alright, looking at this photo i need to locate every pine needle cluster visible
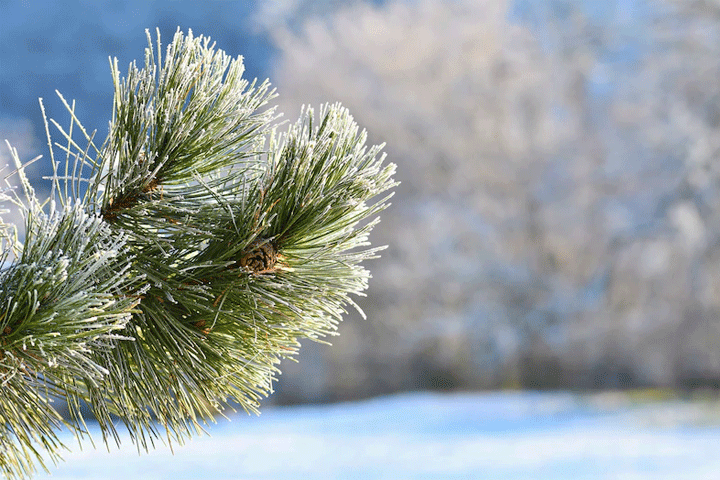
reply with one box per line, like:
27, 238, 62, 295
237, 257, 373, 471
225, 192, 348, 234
0, 29, 396, 479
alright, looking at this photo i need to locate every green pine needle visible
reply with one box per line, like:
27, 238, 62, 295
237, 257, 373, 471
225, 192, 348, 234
0, 28, 396, 479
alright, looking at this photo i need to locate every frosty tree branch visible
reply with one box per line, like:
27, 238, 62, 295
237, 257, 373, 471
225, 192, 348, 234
0, 28, 396, 479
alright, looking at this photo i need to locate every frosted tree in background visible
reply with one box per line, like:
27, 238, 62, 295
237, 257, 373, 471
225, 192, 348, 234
269, 0, 720, 394
610, 0, 720, 386
271, 0, 577, 394
0, 29, 396, 479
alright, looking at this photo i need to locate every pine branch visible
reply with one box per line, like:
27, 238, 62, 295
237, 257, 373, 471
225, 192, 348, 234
0, 199, 142, 479
0, 28, 396, 479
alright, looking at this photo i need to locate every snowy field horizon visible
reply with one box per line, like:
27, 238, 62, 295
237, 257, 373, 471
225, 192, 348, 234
36, 390, 720, 480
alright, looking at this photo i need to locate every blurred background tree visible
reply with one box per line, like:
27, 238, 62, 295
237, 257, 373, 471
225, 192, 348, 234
268, 0, 720, 402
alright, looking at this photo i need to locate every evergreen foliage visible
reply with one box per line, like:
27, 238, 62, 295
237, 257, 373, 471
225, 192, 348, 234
0, 29, 396, 479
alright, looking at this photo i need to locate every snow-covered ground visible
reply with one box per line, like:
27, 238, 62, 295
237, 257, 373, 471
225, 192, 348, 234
37, 391, 720, 480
